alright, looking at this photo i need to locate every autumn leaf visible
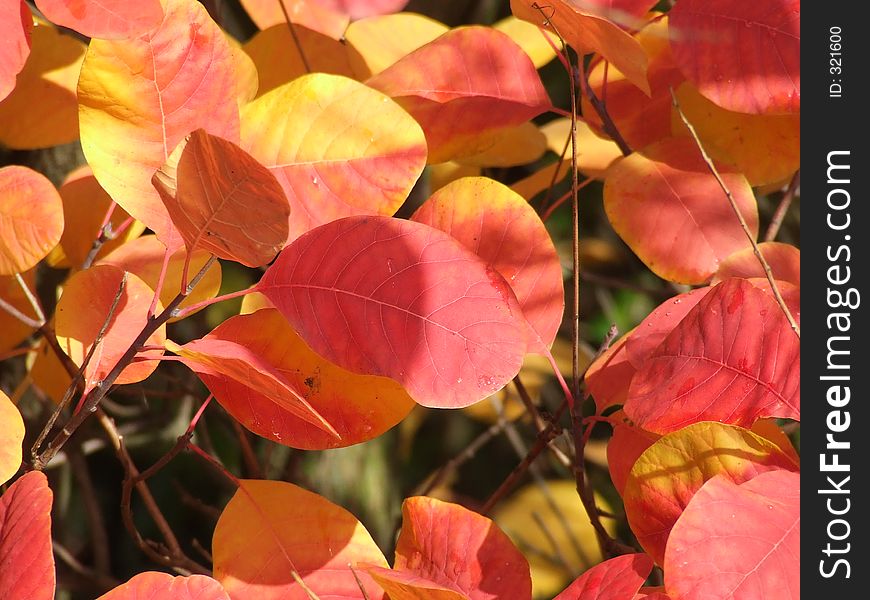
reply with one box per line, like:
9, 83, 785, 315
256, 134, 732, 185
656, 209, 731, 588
713, 242, 800, 288
0, 0, 31, 102
239, 0, 349, 39
554, 553, 653, 600
97, 572, 229, 600
34, 0, 163, 40
0, 390, 24, 485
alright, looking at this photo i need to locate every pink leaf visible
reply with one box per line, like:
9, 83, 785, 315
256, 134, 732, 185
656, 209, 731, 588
665, 470, 799, 600
97, 572, 229, 600
34, 0, 163, 39
0, 0, 31, 102
624, 278, 800, 433
0, 472, 54, 600
554, 554, 653, 600
258, 216, 530, 409
669, 0, 800, 114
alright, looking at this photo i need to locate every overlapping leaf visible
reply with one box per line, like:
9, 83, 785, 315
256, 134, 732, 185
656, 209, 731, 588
604, 138, 758, 284
554, 554, 653, 600
393, 496, 532, 599
97, 235, 222, 320
55, 265, 166, 392
584, 333, 635, 413
0, 391, 23, 485
454, 122, 547, 168
492, 16, 557, 68
624, 278, 800, 432
672, 83, 800, 185
78, 0, 242, 248
365, 568, 467, 600
665, 471, 799, 600
511, 0, 650, 95
320, 0, 409, 20
0, 472, 54, 600
345, 12, 447, 78
623, 422, 798, 563
0, 270, 39, 352
366, 26, 551, 163
412, 177, 563, 350
153, 129, 290, 267
606, 415, 659, 495
0, 166, 63, 275
0, 0, 31, 102
241, 74, 426, 242
34, 0, 163, 39
0, 20, 84, 149
239, 0, 349, 39
213, 480, 387, 600
259, 216, 530, 408
181, 309, 414, 449
714, 242, 800, 287
98, 573, 229, 600
669, 0, 800, 114
539, 118, 622, 180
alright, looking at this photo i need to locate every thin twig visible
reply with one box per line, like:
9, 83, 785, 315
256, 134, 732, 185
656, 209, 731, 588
0, 295, 42, 328
531, 511, 578, 578
52, 541, 120, 593
135, 395, 213, 484
231, 419, 264, 479
277, 0, 312, 73
764, 171, 800, 242
349, 566, 373, 600
69, 446, 111, 574
577, 61, 632, 156
670, 89, 800, 338
14, 272, 45, 324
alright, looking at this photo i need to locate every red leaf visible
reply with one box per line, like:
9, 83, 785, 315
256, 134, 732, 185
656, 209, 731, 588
554, 553, 653, 600
622, 422, 798, 564
0, 0, 31, 102
624, 278, 800, 433
258, 216, 530, 409
34, 0, 163, 39
394, 497, 532, 599
606, 415, 659, 495
366, 27, 551, 163
669, 0, 800, 114
412, 177, 564, 350
585, 333, 635, 413
153, 129, 290, 268
0, 472, 54, 600
186, 309, 414, 450
604, 138, 758, 284
97, 572, 229, 600
665, 471, 799, 600
633, 587, 670, 600
714, 242, 800, 288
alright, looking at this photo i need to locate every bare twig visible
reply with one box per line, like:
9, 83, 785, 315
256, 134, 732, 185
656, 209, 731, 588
53, 541, 120, 593
670, 89, 800, 338
277, 0, 312, 73
14, 272, 45, 324
0, 295, 42, 329
764, 171, 800, 242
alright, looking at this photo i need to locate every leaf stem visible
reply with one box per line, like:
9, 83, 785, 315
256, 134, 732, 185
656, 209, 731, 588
171, 282, 257, 319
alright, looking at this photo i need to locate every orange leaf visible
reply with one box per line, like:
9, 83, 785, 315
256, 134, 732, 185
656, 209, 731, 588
0, 165, 63, 275
345, 12, 448, 78
511, 0, 650, 95
153, 130, 290, 268
394, 497, 532, 599
604, 137, 758, 284
0, 20, 84, 149
55, 265, 165, 392
47, 166, 142, 269
0, 390, 24, 485
34, 0, 163, 40
365, 566, 468, 600
713, 242, 800, 288
584, 332, 635, 413
239, 0, 349, 39
455, 122, 547, 168
97, 573, 229, 600
78, 0, 242, 249
241, 73, 427, 242
412, 177, 563, 349
493, 15, 558, 69
540, 118, 623, 179
169, 332, 343, 438
213, 480, 388, 600
97, 235, 222, 320
0, 270, 39, 352
623, 422, 799, 563
0, 0, 31, 102
672, 82, 800, 186
243, 24, 354, 97
366, 26, 551, 164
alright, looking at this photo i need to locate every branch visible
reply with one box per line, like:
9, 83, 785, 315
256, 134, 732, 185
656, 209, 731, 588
764, 170, 800, 242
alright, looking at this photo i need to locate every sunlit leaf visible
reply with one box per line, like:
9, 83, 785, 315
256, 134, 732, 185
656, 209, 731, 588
454, 122, 547, 168
623, 422, 798, 563
78, 0, 242, 248
0, 20, 84, 149
366, 26, 551, 163
34, 0, 163, 39
672, 83, 800, 185
319, 0, 409, 20
346, 13, 447, 79
606, 414, 659, 495
153, 129, 290, 267
213, 479, 387, 600
97, 234, 221, 320
97, 572, 229, 600
0, 270, 38, 352
412, 177, 563, 349
669, 0, 800, 114
428, 162, 481, 193
239, 0, 349, 39
241, 73, 427, 242
0, 472, 54, 600
394, 496, 532, 599
0, 0, 31, 102
604, 137, 758, 284
714, 242, 800, 288
624, 278, 800, 433
554, 553, 653, 600
0, 391, 23, 486
0, 165, 63, 275
584, 333, 635, 413
55, 265, 165, 392
539, 118, 623, 179
258, 216, 530, 409
511, 0, 650, 95
665, 471, 799, 600
493, 16, 557, 68
365, 567, 467, 600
